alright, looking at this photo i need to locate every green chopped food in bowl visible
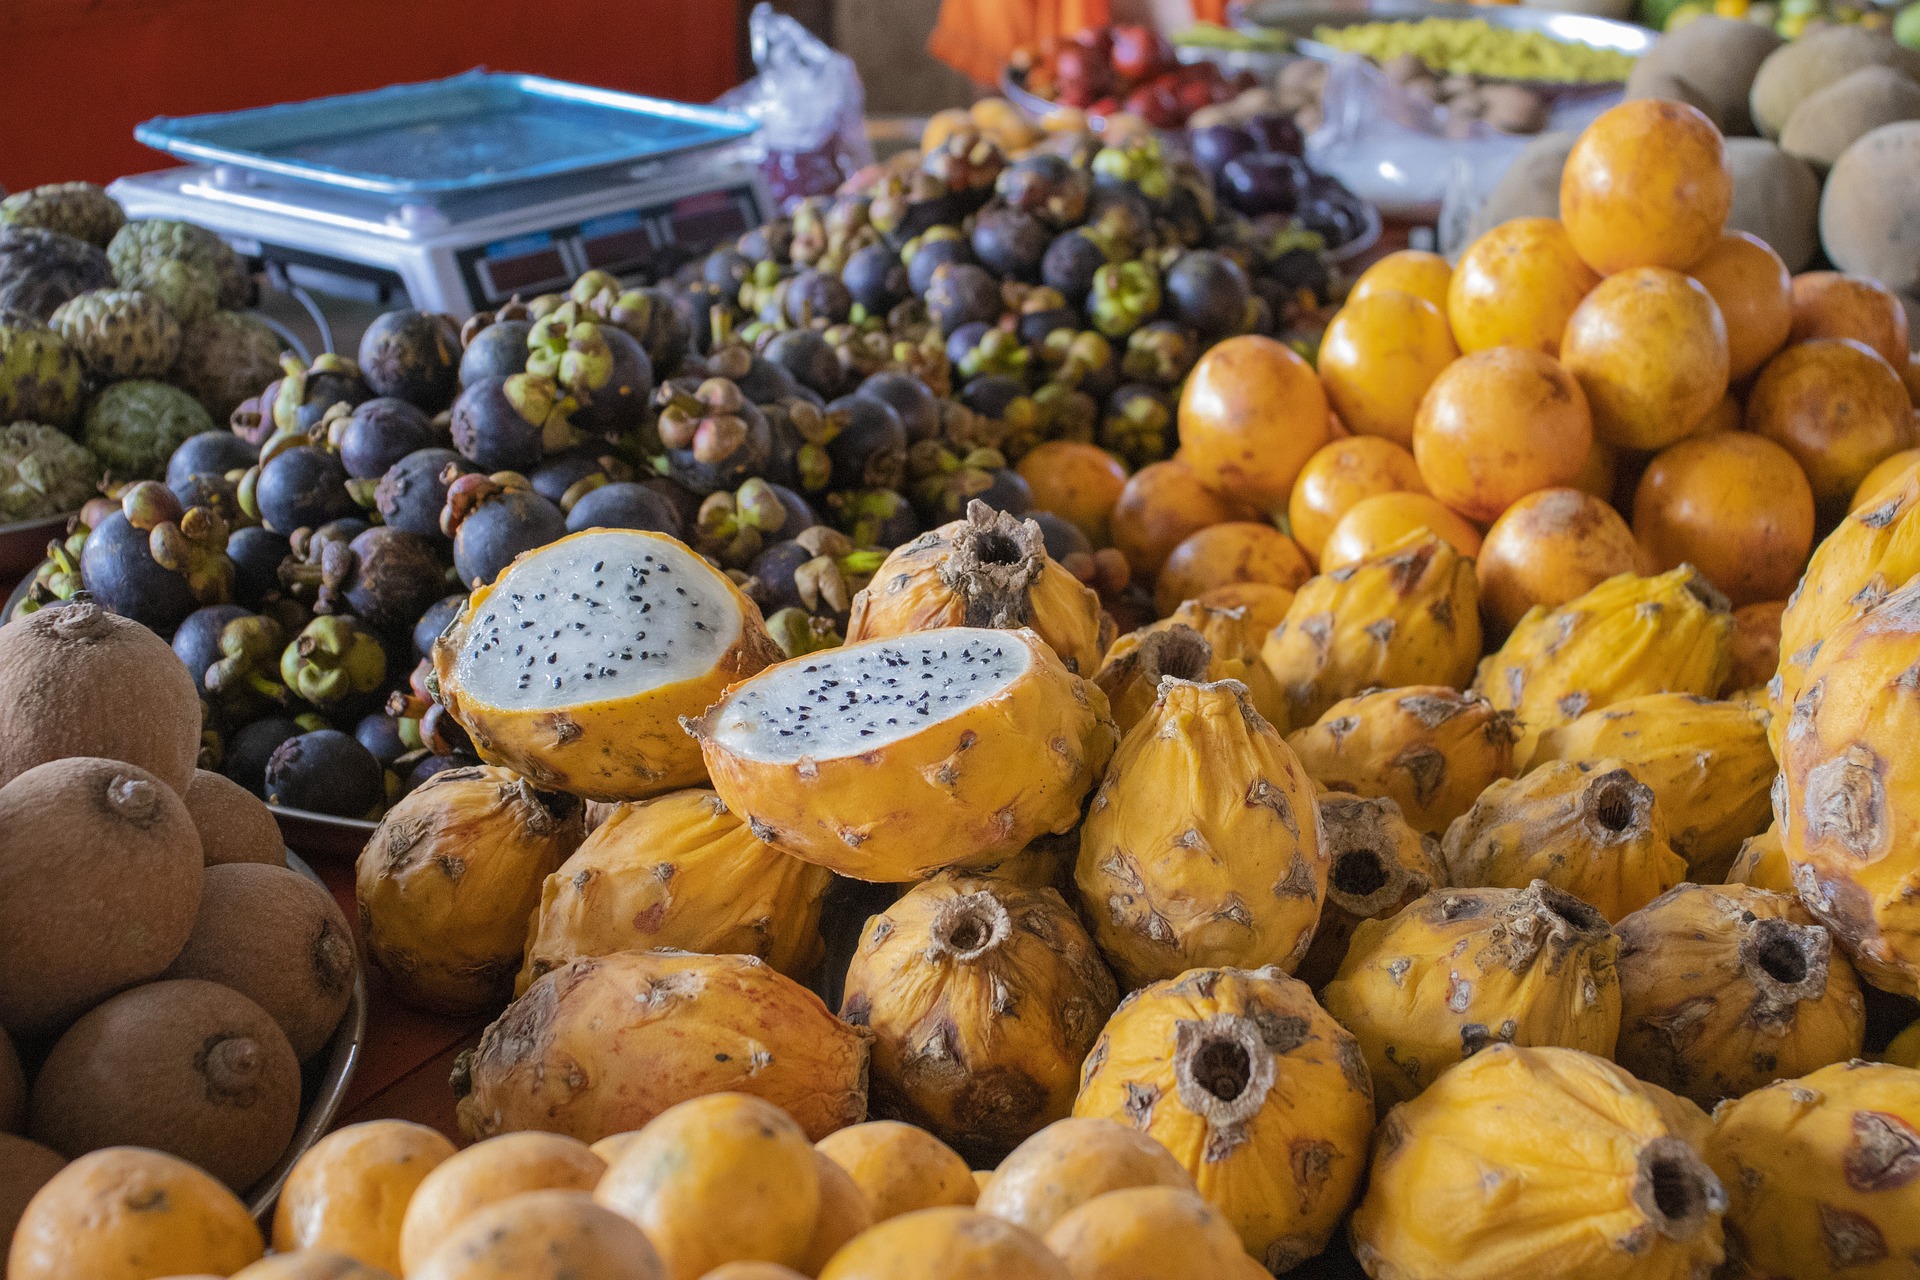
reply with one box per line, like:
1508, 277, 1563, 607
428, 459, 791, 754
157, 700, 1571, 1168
1312, 18, 1638, 83
1175, 21, 1292, 51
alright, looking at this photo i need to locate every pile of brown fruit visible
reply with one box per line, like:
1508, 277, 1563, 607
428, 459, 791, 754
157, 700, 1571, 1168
0, 601, 355, 1221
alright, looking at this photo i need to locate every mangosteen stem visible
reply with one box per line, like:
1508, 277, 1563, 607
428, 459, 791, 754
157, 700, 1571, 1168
928, 892, 1012, 962
1741, 915, 1832, 1021
1631, 1136, 1727, 1241
1172, 1013, 1276, 1130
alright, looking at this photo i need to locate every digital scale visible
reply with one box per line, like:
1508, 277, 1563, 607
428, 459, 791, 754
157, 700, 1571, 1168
107, 70, 774, 318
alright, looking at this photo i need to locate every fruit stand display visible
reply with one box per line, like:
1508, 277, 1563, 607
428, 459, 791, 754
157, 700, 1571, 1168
6, 11, 1920, 1279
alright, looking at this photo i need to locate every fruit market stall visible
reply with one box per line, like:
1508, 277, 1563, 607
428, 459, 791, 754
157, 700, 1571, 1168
7, 2, 1920, 1278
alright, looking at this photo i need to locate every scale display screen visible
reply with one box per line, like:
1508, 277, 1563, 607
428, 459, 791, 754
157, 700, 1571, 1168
456, 185, 757, 306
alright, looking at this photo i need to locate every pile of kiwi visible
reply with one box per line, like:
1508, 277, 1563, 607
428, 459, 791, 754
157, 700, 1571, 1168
0, 601, 357, 1246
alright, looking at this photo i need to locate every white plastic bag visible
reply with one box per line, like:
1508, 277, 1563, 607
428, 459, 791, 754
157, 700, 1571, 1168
715, 3, 876, 211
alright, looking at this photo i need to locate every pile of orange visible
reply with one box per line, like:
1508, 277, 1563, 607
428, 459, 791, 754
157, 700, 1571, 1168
1024, 96, 1918, 642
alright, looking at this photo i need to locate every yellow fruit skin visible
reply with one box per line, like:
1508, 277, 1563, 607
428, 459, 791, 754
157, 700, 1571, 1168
1779, 578, 1920, 996
1095, 624, 1221, 737
8, 1148, 265, 1280
1705, 1060, 1920, 1280
272, 1121, 458, 1272
817, 1207, 1068, 1280
411, 1191, 663, 1280
692, 628, 1117, 883
596, 1094, 818, 1280
1726, 823, 1794, 895
1350, 1045, 1727, 1280
1295, 793, 1446, 991
815, 1122, 978, 1224
1100, 601, 1288, 733
1475, 565, 1734, 765
1073, 967, 1374, 1272
1285, 685, 1518, 837
1442, 759, 1687, 923
434, 529, 781, 801
455, 951, 871, 1144
356, 767, 584, 1016
839, 876, 1118, 1160
1041, 1185, 1253, 1280
397, 1132, 605, 1276
1773, 465, 1920, 758
230, 1249, 397, 1280
1614, 884, 1865, 1109
516, 789, 833, 995
1075, 679, 1326, 987
975, 1117, 1195, 1238
797, 1151, 876, 1275
1260, 530, 1483, 735
846, 504, 1111, 677
1529, 693, 1775, 882
1321, 883, 1621, 1112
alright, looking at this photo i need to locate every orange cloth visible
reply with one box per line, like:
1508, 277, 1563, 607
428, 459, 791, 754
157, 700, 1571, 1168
929, 0, 1113, 86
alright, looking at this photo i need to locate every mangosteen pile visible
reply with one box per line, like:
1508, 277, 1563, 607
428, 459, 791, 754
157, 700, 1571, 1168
7, 117, 1365, 823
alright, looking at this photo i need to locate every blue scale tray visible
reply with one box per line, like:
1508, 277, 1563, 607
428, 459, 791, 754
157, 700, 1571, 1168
133, 69, 758, 199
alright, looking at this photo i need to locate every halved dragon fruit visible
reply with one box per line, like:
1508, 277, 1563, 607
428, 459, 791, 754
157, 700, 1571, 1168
685, 626, 1116, 882
433, 529, 781, 800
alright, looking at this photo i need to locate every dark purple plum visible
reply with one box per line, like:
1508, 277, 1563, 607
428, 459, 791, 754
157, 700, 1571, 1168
762, 329, 843, 398
906, 233, 973, 296
265, 729, 384, 817
1165, 251, 1252, 343
734, 355, 805, 407
334, 527, 449, 631
376, 448, 472, 539
358, 309, 462, 413
407, 753, 476, 792
823, 395, 906, 490
564, 482, 683, 536
970, 205, 1049, 282
529, 451, 617, 505
1244, 112, 1305, 158
1220, 153, 1307, 218
355, 713, 410, 768
172, 604, 253, 697
976, 467, 1034, 517
1042, 229, 1110, 302
782, 270, 853, 327
225, 716, 302, 798
254, 446, 356, 536
924, 263, 1002, 337
959, 375, 1028, 420
1187, 123, 1257, 178
338, 397, 435, 480
459, 319, 532, 387
414, 593, 467, 660
450, 375, 547, 473
842, 242, 909, 315
1030, 510, 1092, 561
640, 477, 702, 533
451, 489, 567, 588
857, 371, 941, 444
227, 526, 291, 606
945, 321, 995, 368
166, 431, 256, 488
565, 325, 654, 437
169, 473, 243, 528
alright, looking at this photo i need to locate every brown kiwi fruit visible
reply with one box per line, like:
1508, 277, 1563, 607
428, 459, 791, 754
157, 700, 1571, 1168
0, 757, 204, 1039
184, 769, 286, 867
27, 979, 301, 1191
163, 863, 355, 1060
0, 601, 200, 795
0, 1133, 67, 1255
0, 1026, 23, 1133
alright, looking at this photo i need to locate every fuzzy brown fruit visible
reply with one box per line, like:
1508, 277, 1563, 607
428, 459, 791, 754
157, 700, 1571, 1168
182, 769, 286, 867
0, 757, 203, 1039
840, 875, 1117, 1162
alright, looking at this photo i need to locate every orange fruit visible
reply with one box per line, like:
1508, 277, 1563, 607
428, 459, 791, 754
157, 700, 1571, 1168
1447, 217, 1600, 357
1350, 249, 1452, 312
1632, 432, 1815, 607
1723, 600, 1785, 697
1316, 290, 1460, 446
1572, 439, 1619, 501
1412, 347, 1593, 524
1788, 271, 1912, 369
1687, 231, 1792, 382
1153, 522, 1312, 616
1108, 459, 1252, 580
1560, 267, 1730, 451
1747, 337, 1913, 506
1694, 394, 1742, 438
1320, 492, 1483, 572
1286, 436, 1428, 567
1177, 334, 1330, 510
1560, 99, 1732, 274
1850, 447, 1920, 512
1476, 488, 1646, 636
1191, 582, 1296, 637
1016, 442, 1129, 546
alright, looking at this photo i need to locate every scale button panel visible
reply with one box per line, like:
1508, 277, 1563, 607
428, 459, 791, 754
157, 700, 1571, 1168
455, 184, 760, 308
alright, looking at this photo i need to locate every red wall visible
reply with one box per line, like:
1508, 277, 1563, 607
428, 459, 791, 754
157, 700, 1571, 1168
0, 0, 743, 192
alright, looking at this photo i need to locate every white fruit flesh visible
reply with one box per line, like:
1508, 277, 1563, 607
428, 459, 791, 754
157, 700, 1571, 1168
704, 628, 1031, 763
454, 530, 740, 709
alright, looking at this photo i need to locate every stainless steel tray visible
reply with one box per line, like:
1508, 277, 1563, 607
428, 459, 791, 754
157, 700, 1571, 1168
243, 850, 367, 1219
134, 70, 759, 198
